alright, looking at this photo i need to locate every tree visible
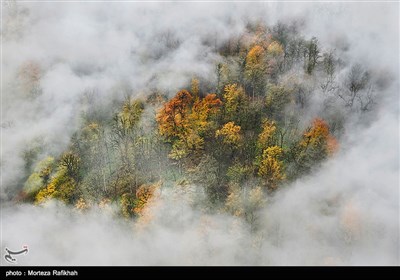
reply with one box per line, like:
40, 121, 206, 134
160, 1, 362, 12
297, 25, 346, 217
35, 167, 78, 205
119, 99, 144, 131
300, 118, 336, 155
257, 119, 277, 150
320, 52, 339, 94
59, 152, 81, 182
215, 63, 227, 95
227, 162, 252, 185
304, 37, 319, 75
225, 184, 265, 231
258, 146, 285, 190
191, 78, 200, 100
190, 155, 222, 203
337, 64, 373, 111
266, 41, 284, 78
272, 22, 290, 48
75, 197, 90, 211
291, 118, 338, 177
157, 90, 193, 140
265, 85, 292, 121
24, 156, 55, 195
133, 183, 160, 217
245, 45, 266, 98
215, 121, 242, 149
223, 84, 247, 122
120, 193, 136, 218
189, 93, 222, 137
111, 98, 144, 173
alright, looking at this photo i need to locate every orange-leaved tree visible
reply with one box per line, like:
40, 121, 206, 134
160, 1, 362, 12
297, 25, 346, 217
293, 118, 339, 176
157, 89, 193, 141
300, 118, 338, 155
157, 88, 222, 162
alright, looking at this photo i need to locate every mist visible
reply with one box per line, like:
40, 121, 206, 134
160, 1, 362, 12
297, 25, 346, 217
1, 1, 399, 266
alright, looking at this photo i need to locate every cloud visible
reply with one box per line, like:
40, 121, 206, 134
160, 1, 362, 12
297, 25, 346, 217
1, 1, 398, 265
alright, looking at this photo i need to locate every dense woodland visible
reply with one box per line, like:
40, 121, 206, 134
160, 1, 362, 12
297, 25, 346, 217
17, 23, 378, 229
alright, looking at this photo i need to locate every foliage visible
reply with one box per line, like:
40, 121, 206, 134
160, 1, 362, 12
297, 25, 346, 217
257, 119, 277, 150
265, 85, 292, 120
215, 121, 242, 148
157, 89, 193, 140
258, 146, 285, 189
20, 22, 364, 230
245, 45, 266, 97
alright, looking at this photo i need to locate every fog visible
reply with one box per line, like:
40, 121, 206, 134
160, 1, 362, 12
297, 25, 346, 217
1, 1, 399, 265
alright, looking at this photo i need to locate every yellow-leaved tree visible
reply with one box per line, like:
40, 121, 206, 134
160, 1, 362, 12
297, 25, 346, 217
257, 118, 277, 150
215, 121, 242, 149
245, 45, 266, 97
258, 146, 285, 190
223, 84, 247, 122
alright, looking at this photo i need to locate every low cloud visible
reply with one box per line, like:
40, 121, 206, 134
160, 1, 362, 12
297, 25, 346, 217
1, 1, 398, 265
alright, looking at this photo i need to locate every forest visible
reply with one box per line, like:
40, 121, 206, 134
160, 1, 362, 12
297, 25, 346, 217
18, 22, 377, 228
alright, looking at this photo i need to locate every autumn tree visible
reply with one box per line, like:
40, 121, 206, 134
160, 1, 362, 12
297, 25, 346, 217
158, 88, 222, 164
215, 121, 242, 149
75, 197, 90, 211
222, 84, 248, 123
245, 45, 266, 98
300, 118, 338, 155
189, 93, 222, 137
35, 159, 80, 205
157, 90, 193, 140
23, 156, 55, 201
171, 92, 222, 161
290, 118, 338, 178
120, 193, 136, 218
258, 146, 285, 190
257, 118, 277, 150
120, 183, 159, 219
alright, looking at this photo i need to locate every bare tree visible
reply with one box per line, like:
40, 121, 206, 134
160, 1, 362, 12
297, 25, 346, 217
337, 64, 374, 112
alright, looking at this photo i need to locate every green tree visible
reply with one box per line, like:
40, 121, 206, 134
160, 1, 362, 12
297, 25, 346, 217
265, 85, 292, 121
304, 37, 319, 75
